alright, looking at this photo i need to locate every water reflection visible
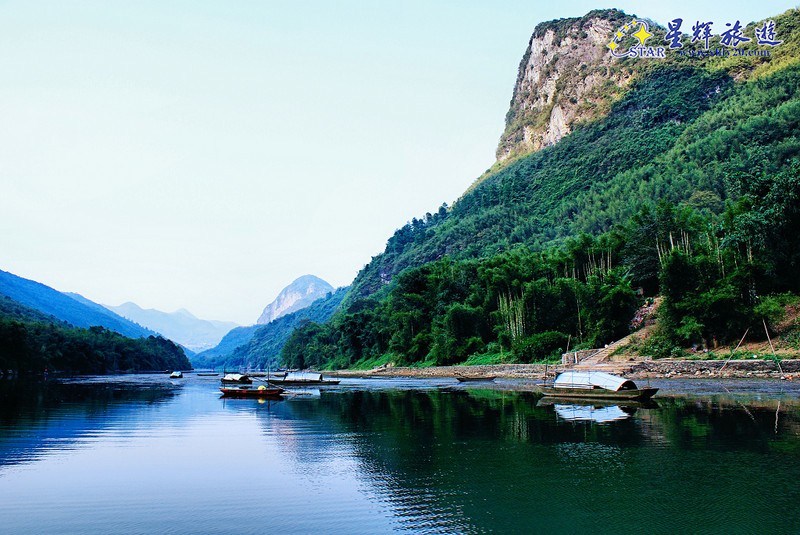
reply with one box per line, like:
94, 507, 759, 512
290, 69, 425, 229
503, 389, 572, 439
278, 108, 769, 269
553, 403, 634, 423
0, 376, 799, 534
0, 377, 179, 469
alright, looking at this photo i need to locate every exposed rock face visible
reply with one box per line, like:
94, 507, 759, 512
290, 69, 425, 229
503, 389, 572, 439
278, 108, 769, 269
497, 9, 637, 162
256, 275, 334, 325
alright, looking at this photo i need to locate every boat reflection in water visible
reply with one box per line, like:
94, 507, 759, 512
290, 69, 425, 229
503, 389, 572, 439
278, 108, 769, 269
537, 397, 658, 423
553, 403, 634, 423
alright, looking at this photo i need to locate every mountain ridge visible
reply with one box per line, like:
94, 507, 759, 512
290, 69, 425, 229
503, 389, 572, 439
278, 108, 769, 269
105, 301, 238, 352
0, 269, 157, 339
256, 275, 334, 325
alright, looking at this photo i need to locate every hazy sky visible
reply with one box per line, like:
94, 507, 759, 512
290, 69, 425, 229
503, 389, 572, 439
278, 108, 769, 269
1, 1, 795, 324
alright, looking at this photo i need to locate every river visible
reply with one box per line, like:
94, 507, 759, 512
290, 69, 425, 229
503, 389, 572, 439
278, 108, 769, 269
1, 374, 799, 534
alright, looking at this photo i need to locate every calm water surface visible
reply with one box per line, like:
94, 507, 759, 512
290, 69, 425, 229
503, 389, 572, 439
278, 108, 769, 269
1, 374, 799, 534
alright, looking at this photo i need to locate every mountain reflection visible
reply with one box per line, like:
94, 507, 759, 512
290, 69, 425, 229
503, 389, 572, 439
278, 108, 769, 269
0, 377, 179, 469
241, 387, 800, 533
1, 377, 799, 534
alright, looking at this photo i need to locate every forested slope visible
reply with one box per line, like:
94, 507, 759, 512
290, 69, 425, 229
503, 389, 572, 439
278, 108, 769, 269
282, 9, 800, 369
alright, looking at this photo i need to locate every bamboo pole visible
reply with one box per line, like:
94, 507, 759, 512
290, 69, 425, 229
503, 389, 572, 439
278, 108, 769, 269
720, 328, 749, 371
763, 318, 783, 376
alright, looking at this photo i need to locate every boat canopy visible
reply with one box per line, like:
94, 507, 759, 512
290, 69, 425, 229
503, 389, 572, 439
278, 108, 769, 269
284, 372, 324, 382
223, 373, 248, 381
553, 371, 637, 391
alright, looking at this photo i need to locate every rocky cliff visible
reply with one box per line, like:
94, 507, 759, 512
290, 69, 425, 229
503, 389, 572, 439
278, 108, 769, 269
497, 9, 637, 162
257, 275, 334, 325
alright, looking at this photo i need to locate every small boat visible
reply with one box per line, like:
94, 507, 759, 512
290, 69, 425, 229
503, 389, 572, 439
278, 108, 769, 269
219, 385, 285, 398
221, 373, 252, 385
169, 371, 183, 379
456, 376, 496, 383
268, 372, 340, 386
540, 371, 658, 401
196, 372, 219, 377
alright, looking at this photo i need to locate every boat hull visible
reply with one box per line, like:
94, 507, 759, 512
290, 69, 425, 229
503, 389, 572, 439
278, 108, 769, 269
456, 376, 496, 382
219, 387, 284, 398
268, 379, 340, 386
540, 386, 658, 401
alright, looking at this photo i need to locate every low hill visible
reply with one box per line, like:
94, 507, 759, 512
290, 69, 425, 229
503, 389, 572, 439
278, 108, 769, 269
0, 269, 155, 339
0, 294, 191, 374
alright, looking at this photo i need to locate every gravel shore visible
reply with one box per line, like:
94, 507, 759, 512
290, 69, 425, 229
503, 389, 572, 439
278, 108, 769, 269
328, 359, 800, 380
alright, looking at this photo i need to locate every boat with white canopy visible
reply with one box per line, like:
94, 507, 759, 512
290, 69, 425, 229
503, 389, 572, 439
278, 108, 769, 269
541, 371, 658, 401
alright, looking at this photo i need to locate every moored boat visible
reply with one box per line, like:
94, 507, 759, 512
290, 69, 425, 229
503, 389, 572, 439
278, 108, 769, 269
169, 371, 183, 378
540, 371, 658, 401
219, 385, 285, 398
456, 376, 496, 383
268, 372, 340, 386
221, 373, 253, 385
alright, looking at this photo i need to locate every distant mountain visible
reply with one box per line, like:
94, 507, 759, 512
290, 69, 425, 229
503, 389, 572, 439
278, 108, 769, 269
257, 275, 334, 324
0, 269, 155, 339
104, 302, 238, 352
192, 287, 347, 369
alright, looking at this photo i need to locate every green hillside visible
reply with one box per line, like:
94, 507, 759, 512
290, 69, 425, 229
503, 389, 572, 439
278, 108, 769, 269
192, 288, 347, 370
0, 295, 191, 375
0, 269, 157, 339
191, 324, 261, 365
282, 8, 800, 369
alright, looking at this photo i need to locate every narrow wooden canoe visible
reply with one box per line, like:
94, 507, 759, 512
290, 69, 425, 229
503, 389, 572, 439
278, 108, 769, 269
540, 386, 658, 401
456, 376, 496, 382
219, 386, 284, 398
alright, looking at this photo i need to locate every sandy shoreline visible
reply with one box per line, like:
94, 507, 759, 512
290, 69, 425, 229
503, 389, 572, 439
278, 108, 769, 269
329, 358, 800, 381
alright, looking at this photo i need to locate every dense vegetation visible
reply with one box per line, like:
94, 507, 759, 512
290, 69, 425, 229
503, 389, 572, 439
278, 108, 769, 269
0, 295, 191, 375
282, 11, 800, 369
350, 9, 800, 302
285, 177, 800, 368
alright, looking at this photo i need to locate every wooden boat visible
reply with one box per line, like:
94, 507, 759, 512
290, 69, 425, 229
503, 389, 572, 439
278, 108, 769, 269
221, 373, 252, 385
169, 371, 183, 378
456, 376, 496, 382
540, 371, 658, 401
268, 372, 340, 386
219, 385, 285, 398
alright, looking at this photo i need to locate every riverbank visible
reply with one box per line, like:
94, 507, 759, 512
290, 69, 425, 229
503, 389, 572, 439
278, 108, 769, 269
329, 359, 800, 380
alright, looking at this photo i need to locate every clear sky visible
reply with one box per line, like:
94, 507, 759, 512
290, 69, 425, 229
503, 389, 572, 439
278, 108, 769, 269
1, 1, 795, 324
